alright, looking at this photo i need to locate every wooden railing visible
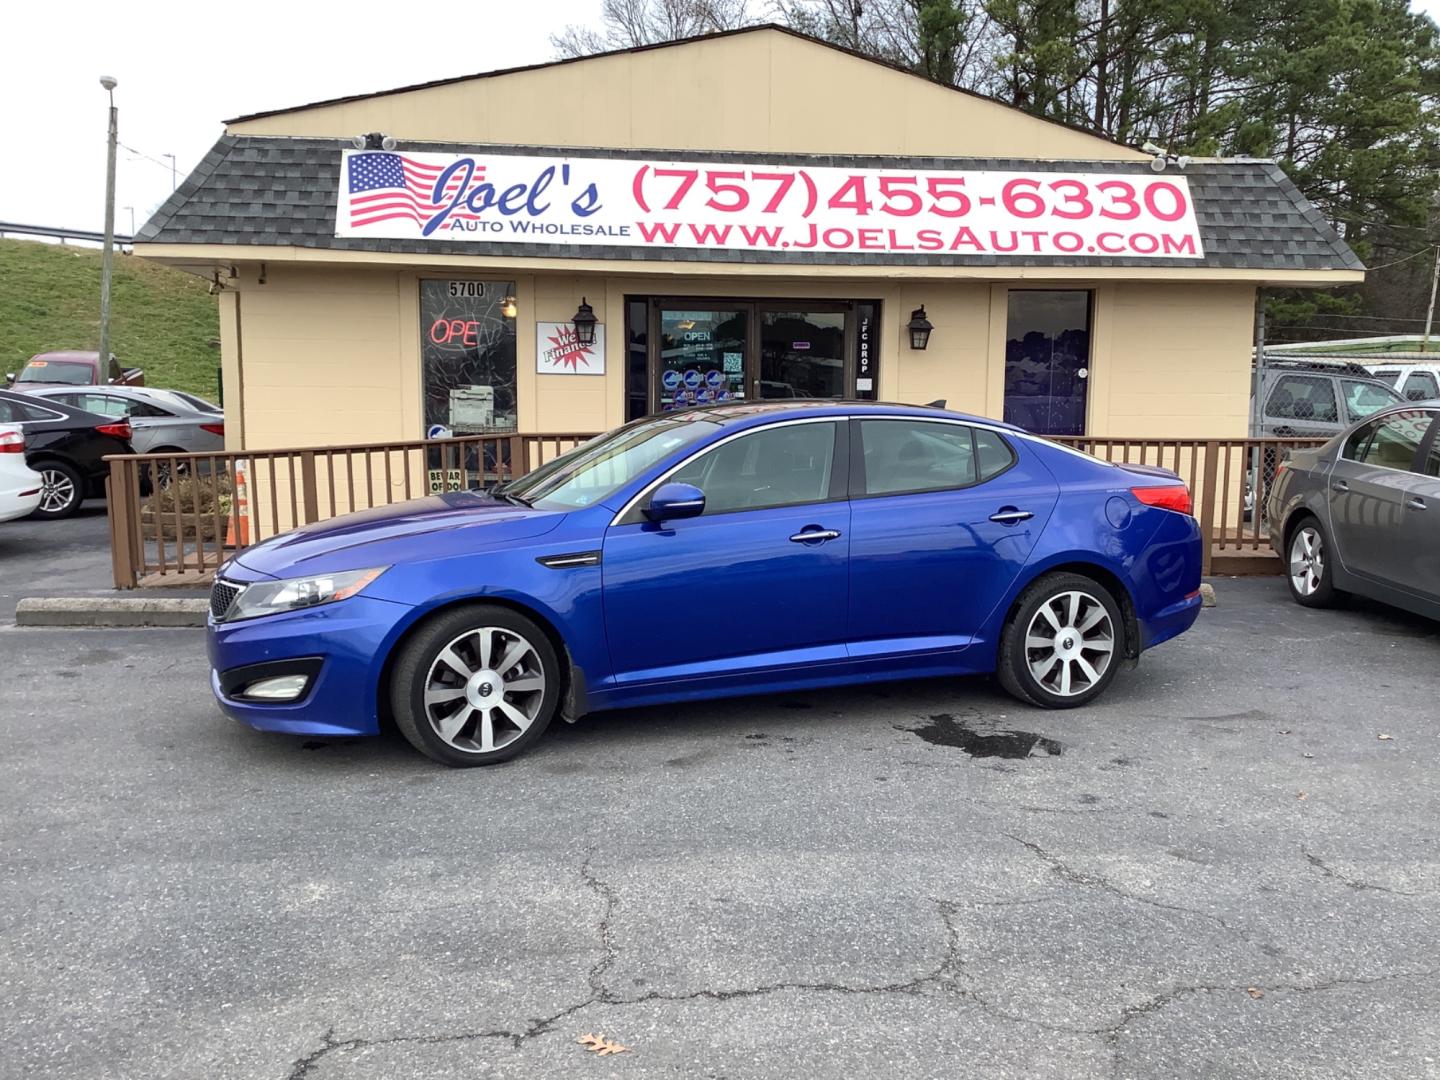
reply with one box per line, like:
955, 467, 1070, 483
105, 431, 1326, 587
105, 432, 593, 588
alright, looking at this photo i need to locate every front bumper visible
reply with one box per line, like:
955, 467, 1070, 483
207, 594, 411, 736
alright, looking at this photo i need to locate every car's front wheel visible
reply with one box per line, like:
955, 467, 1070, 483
1286, 517, 1338, 608
390, 604, 560, 766
997, 573, 1125, 709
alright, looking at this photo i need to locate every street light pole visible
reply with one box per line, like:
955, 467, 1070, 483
98, 76, 119, 371
163, 152, 177, 192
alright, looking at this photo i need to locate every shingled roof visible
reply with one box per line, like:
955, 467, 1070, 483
136, 136, 1363, 273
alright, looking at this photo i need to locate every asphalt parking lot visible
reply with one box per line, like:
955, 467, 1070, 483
2, 575, 1438, 1079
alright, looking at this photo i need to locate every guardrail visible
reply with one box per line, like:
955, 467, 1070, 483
105, 431, 1326, 588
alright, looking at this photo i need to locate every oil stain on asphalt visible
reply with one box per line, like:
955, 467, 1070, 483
903, 713, 1062, 759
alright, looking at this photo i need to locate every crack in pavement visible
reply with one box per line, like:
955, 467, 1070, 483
1005, 833, 1239, 932
281, 853, 1440, 1078
1302, 847, 1415, 896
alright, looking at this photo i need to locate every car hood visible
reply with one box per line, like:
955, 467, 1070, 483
232, 491, 565, 578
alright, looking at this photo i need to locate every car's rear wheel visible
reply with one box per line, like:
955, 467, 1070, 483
390, 604, 560, 766
997, 573, 1124, 709
30, 460, 84, 519
1286, 517, 1338, 608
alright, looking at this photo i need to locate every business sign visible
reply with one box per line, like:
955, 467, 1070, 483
338, 150, 1204, 259
536, 322, 606, 375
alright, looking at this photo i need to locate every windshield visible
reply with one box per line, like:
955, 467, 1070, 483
502, 414, 722, 510
1343, 379, 1404, 420
18, 360, 91, 384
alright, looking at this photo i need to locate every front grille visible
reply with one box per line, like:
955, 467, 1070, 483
210, 579, 242, 622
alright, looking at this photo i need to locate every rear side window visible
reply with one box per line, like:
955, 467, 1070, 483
1401, 371, 1439, 401
1370, 367, 1402, 387
1266, 375, 1338, 422
857, 420, 1013, 495
77, 393, 129, 418
0, 397, 56, 423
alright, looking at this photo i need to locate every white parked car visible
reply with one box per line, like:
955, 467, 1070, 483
0, 425, 43, 522
1367, 362, 1440, 402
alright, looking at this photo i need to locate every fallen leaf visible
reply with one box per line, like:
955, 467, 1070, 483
1297, 791, 1308, 800
1378, 734, 1394, 741
1278, 729, 1292, 735
578, 1033, 629, 1056
1247, 987, 1264, 999
1302, 753, 1315, 759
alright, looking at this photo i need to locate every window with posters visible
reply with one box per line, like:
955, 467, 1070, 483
420, 280, 517, 435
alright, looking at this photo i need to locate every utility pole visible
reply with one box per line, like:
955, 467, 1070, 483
1423, 246, 1440, 353
99, 75, 119, 370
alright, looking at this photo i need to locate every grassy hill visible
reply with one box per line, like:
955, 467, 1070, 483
0, 238, 220, 399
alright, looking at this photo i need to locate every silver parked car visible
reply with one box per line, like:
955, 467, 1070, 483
1256, 361, 1405, 438
1267, 403, 1440, 619
26, 386, 224, 456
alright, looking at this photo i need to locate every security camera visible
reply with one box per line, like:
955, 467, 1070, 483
1141, 140, 1164, 155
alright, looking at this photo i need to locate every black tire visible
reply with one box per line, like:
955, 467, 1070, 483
389, 604, 560, 767
1284, 515, 1339, 608
29, 459, 84, 519
997, 572, 1126, 709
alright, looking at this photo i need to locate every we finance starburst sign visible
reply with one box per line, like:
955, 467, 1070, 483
536, 322, 606, 376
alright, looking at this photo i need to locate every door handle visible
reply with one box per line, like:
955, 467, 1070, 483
988, 509, 1034, 525
1408, 497, 1427, 511
1332, 480, 1350, 493
789, 528, 841, 544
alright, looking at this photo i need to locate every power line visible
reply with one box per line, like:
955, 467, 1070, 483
1365, 246, 1437, 272
118, 142, 173, 174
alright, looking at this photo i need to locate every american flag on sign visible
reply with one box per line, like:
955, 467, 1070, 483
345, 152, 485, 230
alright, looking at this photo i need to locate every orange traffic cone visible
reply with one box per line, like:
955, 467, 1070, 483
225, 459, 251, 547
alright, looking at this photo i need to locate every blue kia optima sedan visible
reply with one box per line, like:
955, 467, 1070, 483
208, 402, 1202, 766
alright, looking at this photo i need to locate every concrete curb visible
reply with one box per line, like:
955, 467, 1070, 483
15, 597, 209, 628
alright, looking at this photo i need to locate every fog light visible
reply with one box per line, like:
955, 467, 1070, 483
241, 674, 310, 701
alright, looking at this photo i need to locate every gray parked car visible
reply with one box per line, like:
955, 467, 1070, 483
25, 386, 224, 457
1256, 362, 1405, 438
1267, 402, 1440, 619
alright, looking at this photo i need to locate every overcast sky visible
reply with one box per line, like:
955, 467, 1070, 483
5, 0, 1439, 236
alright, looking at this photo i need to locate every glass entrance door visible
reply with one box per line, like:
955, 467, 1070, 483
657, 307, 747, 410
759, 309, 846, 400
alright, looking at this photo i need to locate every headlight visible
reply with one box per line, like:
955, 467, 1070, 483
228, 567, 387, 621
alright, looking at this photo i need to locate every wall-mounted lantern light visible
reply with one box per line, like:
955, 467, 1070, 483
500, 295, 518, 319
906, 306, 933, 351
572, 297, 598, 346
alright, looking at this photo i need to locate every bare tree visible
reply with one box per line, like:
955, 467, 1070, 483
551, 0, 757, 57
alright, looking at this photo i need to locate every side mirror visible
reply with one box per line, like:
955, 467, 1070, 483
4, 373, 13, 385
644, 482, 705, 523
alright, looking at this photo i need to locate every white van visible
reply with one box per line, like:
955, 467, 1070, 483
1367, 362, 1440, 402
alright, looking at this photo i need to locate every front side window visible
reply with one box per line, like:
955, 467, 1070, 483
1401, 371, 1439, 401
420, 280, 517, 435
1424, 414, 1440, 477
1342, 379, 1403, 421
1265, 375, 1339, 422
669, 422, 837, 514
1351, 409, 1432, 470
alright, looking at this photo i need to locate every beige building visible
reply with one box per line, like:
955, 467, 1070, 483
136, 25, 1362, 452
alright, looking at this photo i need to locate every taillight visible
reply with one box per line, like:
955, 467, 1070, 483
199, 422, 225, 436
1131, 485, 1193, 515
96, 420, 133, 441
0, 430, 23, 453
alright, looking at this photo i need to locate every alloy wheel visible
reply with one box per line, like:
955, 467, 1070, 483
1023, 590, 1115, 698
1290, 525, 1324, 596
38, 469, 76, 515
421, 625, 548, 754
